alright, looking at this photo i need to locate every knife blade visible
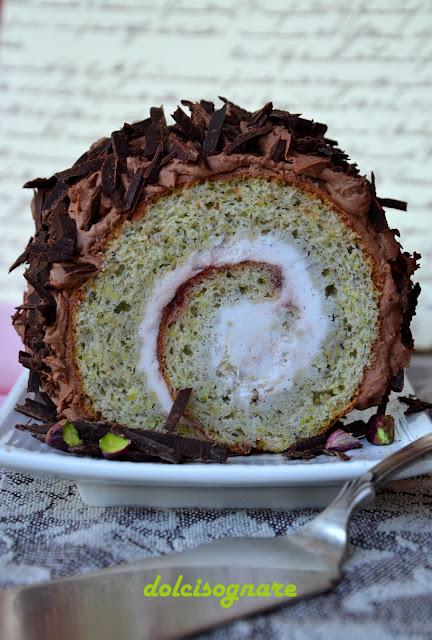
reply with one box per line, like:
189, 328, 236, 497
0, 537, 338, 640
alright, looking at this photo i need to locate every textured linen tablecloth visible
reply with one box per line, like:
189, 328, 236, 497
1, 356, 432, 640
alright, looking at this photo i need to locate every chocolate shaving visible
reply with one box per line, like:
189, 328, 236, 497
23, 176, 56, 190
202, 104, 227, 154
111, 129, 129, 160
399, 395, 432, 415
283, 417, 369, 462
401, 281, 421, 348
378, 390, 390, 415
378, 198, 407, 211
68, 420, 111, 442
390, 369, 405, 393
159, 151, 176, 167
248, 101, 273, 128
224, 123, 273, 154
9, 237, 33, 272
168, 135, 199, 162
219, 96, 251, 121
73, 152, 90, 166
168, 135, 190, 161
142, 431, 228, 462
69, 443, 102, 458
292, 116, 327, 137
28, 245, 75, 264
139, 124, 162, 158
115, 450, 163, 463
285, 446, 353, 461
38, 391, 58, 415
163, 388, 193, 432
32, 190, 44, 230
14, 416, 229, 464
122, 143, 164, 214
15, 398, 56, 422
101, 155, 119, 197
86, 138, 112, 160
143, 141, 164, 183
18, 350, 32, 369
171, 106, 203, 141
284, 446, 326, 461
27, 369, 40, 393
48, 211, 77, 256
123, 118, 152, 138
123, 168, 144, 212
342, 419, 368, 438
62, 262, 98, 277
270, 138, 287, 162
81, 187, 102, 231
24, 258, 53, 301
131, 107, 167, 158
55, 158, 104, 183
42, 181, 69, 212
200, 100, 215, 114
329, 450, 351, 461
283, 429, 334, 460
150, 106, 167, 128
368, 174, 388, 232
270, 108, 295, 122
15, 422, 49, 438
110, 427, 181, 463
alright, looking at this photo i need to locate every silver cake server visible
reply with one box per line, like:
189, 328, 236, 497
1, 433, 432, 640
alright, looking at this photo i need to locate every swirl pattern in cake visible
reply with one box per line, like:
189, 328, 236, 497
12, 99, 420, 453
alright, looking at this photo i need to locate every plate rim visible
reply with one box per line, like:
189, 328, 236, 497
1, 371, 432, 487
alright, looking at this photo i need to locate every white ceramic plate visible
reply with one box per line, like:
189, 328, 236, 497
1, 372, 431, 508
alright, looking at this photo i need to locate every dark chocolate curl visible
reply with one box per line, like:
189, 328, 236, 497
56, 158, 104, 183
171, 106, 203, 141
23, 176, 56, 189
202, 104, 227, 154
224, 123, 273, 154
399, 395, 432, 415
123, 168, 144, 212
42, 181, 69, 212
164, 388, 193, 432
378, 198, 407, 211
9, 237, 33, 272
101, 155, 119, 197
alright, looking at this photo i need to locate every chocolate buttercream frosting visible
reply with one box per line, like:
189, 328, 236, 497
11, 98, 420, 428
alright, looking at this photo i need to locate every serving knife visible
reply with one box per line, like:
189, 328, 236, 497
1, 433, 431, 640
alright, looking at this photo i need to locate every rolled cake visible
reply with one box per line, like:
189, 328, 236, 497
12, 99, 420, 453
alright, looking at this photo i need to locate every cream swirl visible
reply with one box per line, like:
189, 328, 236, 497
138, 234, 330, 411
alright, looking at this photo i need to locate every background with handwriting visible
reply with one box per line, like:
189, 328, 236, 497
0, 0, 430, 347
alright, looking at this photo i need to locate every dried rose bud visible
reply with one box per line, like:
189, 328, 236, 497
99, 432, 131, 459
325, 429, 363, 453
367, 414, 395, 445
45, 421, 68, 451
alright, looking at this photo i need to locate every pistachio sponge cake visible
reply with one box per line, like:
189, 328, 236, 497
12, 99, 420, 453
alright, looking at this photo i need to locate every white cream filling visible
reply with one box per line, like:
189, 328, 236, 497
138, 234, 330, 412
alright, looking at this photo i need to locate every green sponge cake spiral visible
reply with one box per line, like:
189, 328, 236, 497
74, 177, 378, 452
12, 98, 419, 455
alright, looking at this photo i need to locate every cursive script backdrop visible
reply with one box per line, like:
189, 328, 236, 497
0, 0, 431, 348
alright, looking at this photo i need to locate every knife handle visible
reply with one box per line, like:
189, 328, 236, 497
293, 432, 432, 567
